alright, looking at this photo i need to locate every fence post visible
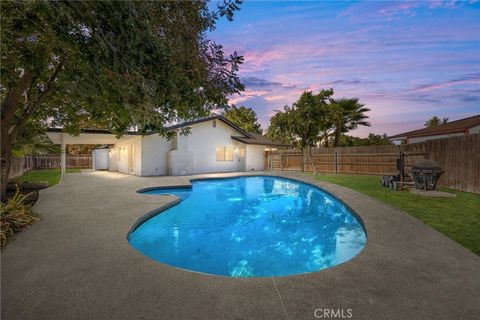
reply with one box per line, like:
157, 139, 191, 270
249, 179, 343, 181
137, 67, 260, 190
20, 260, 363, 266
334, 149, 338, 174
280, 152, 283, 171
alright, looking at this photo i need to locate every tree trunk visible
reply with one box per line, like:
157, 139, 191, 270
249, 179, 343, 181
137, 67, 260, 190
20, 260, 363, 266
333, 129, 341, 147
1, 135, 13, 201
1, 100, 15, 201
308, 147, 317, 175
324, 132, 329, 147
0, 73, 34, 201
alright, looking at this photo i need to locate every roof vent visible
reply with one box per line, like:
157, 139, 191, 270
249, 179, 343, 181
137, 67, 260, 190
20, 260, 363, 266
212, 120, 216, 128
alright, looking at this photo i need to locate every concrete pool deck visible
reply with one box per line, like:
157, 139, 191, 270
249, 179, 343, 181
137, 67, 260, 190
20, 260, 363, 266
2, 171, 479, 320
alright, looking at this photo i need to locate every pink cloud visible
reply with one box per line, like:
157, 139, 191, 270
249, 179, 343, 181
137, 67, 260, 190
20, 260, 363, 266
377, 1, 419, 20
229, 89, 271, 105
429, 0, 464, 9
409, 75, 480, 93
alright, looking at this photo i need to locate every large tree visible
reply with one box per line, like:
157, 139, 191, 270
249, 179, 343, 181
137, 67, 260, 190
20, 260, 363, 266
267, 89, 334, 148
267, 90, 370, 149
424, 116, 448, 127
221, 105, 262, 134
291, 90, 333, 149
1, 1, 243, 199
266, 106, 296, 145
328, 98, 371, 147
266, 90, 333, 172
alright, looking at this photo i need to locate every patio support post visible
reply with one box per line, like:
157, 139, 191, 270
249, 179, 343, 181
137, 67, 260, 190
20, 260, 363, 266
60, 134, 66, 181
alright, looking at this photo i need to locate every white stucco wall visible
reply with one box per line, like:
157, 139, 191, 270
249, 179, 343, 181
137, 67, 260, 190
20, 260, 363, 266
140, 134, 173, 176
171, 120, 246, 174
105, 119, 274, 176
168, 149, 194, 175
245, 144, 266, 171
108, 146, 118, 172
108, 136, 142, 175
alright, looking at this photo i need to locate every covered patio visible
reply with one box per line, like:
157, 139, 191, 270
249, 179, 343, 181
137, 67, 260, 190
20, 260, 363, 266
46, 129, 121, 179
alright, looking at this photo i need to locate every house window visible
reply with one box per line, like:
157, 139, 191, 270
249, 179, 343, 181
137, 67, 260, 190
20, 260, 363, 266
216, 146, 234, 161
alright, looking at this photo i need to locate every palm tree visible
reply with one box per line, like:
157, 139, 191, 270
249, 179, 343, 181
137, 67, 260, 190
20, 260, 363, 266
10, 122, 60, 157
329, 98, 371, 147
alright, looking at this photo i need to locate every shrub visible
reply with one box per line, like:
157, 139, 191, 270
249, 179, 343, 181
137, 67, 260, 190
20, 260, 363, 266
1, 188, 39, 247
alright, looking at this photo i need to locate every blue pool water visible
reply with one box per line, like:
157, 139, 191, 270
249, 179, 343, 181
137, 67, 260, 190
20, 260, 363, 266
128, 176, 366, 277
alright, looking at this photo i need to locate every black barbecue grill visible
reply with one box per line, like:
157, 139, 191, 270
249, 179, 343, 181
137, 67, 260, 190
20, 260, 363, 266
411, 159, 443, 191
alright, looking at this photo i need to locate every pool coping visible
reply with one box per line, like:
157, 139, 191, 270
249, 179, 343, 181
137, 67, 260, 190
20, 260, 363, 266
126, 174, 369, 279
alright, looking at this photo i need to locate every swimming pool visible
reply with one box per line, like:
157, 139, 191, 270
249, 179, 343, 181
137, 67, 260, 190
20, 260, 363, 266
128, 176, 366, 277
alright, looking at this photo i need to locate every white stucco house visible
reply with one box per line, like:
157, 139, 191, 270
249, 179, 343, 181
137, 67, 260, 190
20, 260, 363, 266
389, 114, 480, 144
46, 116, 287, 177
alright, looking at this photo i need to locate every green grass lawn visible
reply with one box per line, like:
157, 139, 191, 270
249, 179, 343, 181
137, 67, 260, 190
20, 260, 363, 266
310, 173, 480, 255
15, 169, 81, 187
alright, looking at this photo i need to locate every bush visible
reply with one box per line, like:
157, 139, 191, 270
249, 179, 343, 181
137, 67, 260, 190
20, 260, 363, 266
1, 188, 39, 247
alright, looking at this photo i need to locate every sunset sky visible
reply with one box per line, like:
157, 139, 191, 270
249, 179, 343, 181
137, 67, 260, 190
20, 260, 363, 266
210, 0, 480, 137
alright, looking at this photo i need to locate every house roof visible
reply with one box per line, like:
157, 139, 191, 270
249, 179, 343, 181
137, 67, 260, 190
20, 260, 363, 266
231, 132, 289, 147
389, 115, 480, 139
164, 115, 254, 138
168, 115, 288, 147
46, 115, 289, 147
46, 116, 249, 137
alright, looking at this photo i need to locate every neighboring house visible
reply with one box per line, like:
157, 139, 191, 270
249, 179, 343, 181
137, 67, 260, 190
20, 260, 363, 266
46, 116, 287, 176
389, 115, 480, 144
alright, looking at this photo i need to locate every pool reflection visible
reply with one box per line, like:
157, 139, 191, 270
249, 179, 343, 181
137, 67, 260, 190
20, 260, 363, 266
129, 176, 366, 277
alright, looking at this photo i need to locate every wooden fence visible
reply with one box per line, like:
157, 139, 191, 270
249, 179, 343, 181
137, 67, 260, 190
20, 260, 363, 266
8, 154, 92, 179
8, 156, 35, 179
265, 134, 480, 194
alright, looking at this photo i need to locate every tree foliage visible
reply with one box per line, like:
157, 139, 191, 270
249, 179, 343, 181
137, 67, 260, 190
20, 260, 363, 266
424, 116, 448, 128
333, 133, 392, 147
266, 106, 296, 146
328, 98, 371, 147
0, 0, 244, 200
10, 122, 60, 157
266, 89, 371, 148
292, 90, 333, 148
266, 90, 333, 148
221, 105, 262, 134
